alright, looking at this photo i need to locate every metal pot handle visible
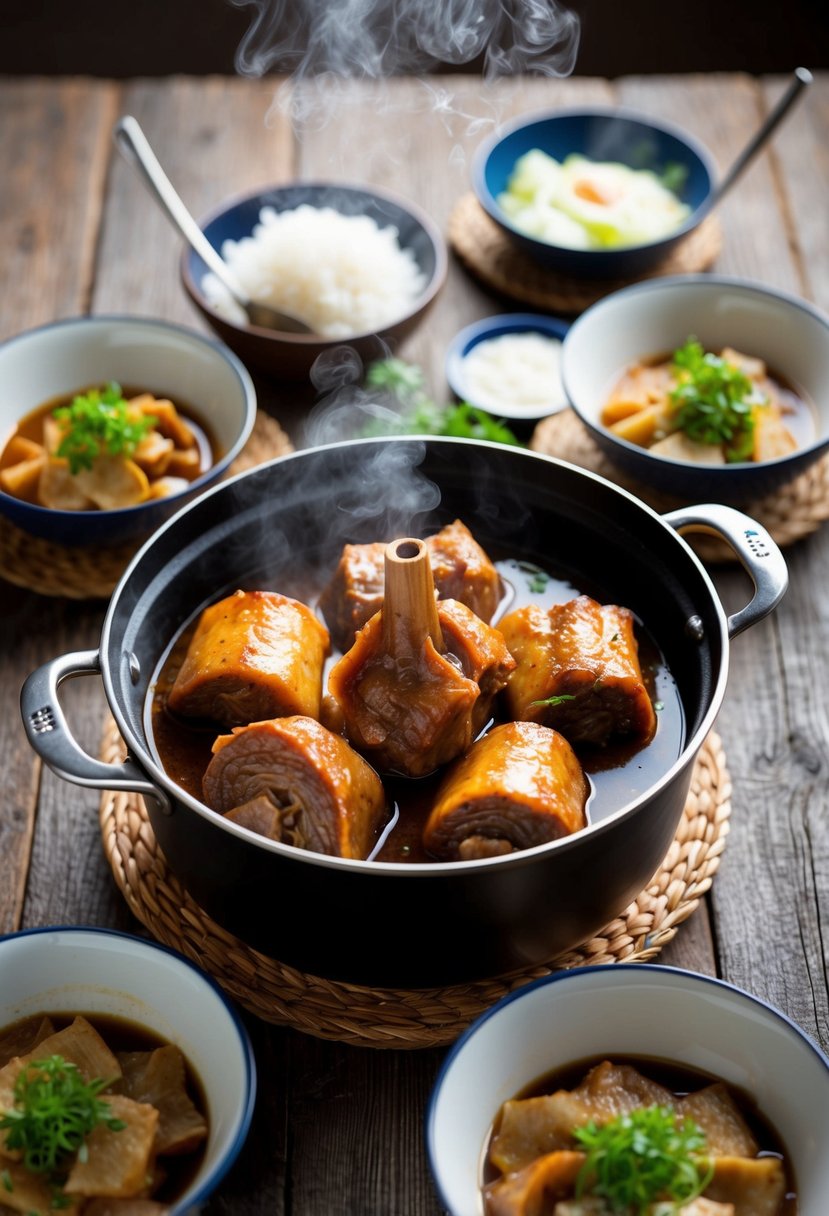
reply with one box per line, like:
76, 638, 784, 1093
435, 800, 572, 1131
663, 503, 788, 639
20, 649, 171, 813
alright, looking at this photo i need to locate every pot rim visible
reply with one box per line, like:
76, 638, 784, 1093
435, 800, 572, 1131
100, 436, 731, 875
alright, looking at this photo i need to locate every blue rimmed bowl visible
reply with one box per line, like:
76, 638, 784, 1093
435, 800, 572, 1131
427, 963, 829, 1216
0, 315, 256, 546
445, 313, 570, 422
561, 274, 829, 504
472, 105, 716, 279
0, 925, 256, 1216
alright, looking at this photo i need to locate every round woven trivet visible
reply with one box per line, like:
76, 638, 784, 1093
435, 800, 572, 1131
448, 193, 722, 314
0, 412, 293, 600
531, 408, 829, 561
99, 720, 730, 1049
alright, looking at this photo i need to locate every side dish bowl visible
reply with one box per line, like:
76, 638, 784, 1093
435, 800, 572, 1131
21, 439, 787, 988
0, 315, 256, 546
561, 275, 829, 503
427, 964, 829, 1216
472, 105, 716, 279
0, 925, 256, 1216
180, 181, 448, 380
445, 313, 570, 422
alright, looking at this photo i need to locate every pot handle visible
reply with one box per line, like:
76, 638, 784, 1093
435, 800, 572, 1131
20, 649, 171, 813
663, 503, 788, 639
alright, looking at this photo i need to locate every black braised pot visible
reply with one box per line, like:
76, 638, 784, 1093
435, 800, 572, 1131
21, 439, 787, 988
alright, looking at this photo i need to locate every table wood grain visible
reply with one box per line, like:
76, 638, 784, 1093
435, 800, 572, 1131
1, 71, 827, 1215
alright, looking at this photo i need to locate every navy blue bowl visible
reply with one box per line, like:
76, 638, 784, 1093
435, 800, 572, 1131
445, 312, 570, 421
473, 106, 716, 280
181, 181, 448, 380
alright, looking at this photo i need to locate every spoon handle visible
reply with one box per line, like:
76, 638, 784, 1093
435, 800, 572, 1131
713, 67, 813, 205
113, 115, 251, 307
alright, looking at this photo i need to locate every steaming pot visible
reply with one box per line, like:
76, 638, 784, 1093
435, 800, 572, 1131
21, 439, 786, 987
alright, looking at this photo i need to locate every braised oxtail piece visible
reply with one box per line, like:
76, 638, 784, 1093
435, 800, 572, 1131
318, 518, 502, 651
328, 537, 515, 778
202, 715, 386, 859
499, 595, 656, 747
423, 721, 588, 861
167, 589, 330, 729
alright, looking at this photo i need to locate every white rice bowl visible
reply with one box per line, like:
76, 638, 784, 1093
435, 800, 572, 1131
203, 205, 428, 338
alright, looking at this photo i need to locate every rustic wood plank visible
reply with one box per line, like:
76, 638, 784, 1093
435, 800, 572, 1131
93, 75, 295, 326
0, 77, 119, 340
616, 73, 804, 293
761, 72, 829, 311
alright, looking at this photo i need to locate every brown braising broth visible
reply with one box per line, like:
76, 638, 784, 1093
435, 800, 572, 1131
483, 1053, 797, 1213
0, 1011, 208, 1206
147, 550, 685, 863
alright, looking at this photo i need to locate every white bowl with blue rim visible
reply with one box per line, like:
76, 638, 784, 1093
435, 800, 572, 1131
427, 963, 829, 1216
0, 315, 256, 546
561, 275, 829, 504
445, 313, 570, 423
0, 925, 256, 1216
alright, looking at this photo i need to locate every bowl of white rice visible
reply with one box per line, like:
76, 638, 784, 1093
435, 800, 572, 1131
181, 181, 448, 379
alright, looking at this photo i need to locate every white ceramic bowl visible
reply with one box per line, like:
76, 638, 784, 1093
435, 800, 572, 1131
445, 313, 570, 422
561, 275, 829, 503
0, 926, 256, 1215
427, 964, 829, 1216
0, 315, 257, 545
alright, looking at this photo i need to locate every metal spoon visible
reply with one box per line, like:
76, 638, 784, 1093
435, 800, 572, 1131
113, 115, 314, 335
706, 67, 813, 212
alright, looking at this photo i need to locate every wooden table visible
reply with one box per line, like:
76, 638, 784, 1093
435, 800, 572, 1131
1, 71, 828, 1214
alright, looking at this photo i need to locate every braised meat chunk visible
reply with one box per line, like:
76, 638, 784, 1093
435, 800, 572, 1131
202, 715, 386, 859
500, 595, 656, 748
318, 519, 501, 651
423, 721, 588, 861
167, 589, 330, 728
328, 538, 515, 778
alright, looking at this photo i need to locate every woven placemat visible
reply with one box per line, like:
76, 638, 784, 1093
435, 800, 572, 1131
99, 719, 730, 1049
531, 408, 829, 561
0, 412, 293, 600
448, 193, 722, 314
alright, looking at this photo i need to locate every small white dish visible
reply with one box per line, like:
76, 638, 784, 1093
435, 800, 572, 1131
427, 963, 829, 1216
445, 313, 570, 421
0, 925, 257, 1216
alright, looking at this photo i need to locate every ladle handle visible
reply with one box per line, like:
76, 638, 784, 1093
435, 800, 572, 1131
113, 114, 251, 307
711, 67, 812, 207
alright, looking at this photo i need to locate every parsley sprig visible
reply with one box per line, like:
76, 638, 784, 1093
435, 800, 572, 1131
0, 1054, 126, 1178
574, 1104, 713, 1214
53, 382, 156, 475
669, 338, 760, 462
362, 358, 521, 446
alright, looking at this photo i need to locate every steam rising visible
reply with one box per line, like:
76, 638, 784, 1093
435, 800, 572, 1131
230, 0, 580, 82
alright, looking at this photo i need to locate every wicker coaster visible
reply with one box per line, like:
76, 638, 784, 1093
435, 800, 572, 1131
0, 412, 293, 600
531, 408, 829, 561
99, 720, 730, 1049
448, 194, 723, 314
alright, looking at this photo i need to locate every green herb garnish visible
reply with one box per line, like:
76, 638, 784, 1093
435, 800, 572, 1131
0, 1054, 126, 1177
362, 358, 521, 446
574, 1104, 713, 1214
53, 382, 156, 475
669, 338, 760, 462
530, 693, 576, 708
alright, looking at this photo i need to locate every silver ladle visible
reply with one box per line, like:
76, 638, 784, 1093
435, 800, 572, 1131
705, 67, 813, 212
113, 115, 314, 336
